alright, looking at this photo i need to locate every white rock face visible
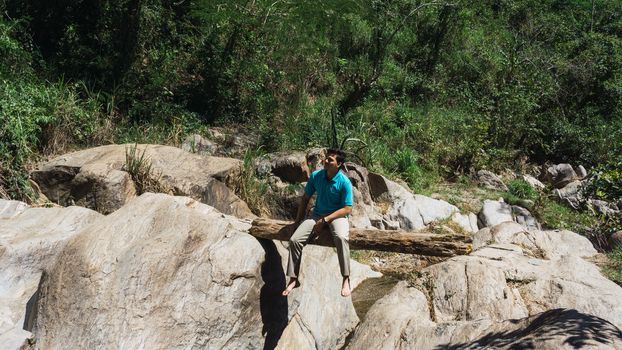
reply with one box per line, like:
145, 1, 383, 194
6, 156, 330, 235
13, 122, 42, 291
375, 177, 459, 230
478, 199, 513, 228
0, 204, 101, 349
274, 244, 380, 350
28, 193, 377, 350
347, 223, 622, 349
31, 144, 254, 218
0, 200, 30, 219
451, 212, 479, 233
347, 282, 622, 350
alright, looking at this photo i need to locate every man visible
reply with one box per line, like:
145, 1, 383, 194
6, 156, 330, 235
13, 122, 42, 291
282, 148, 353, 297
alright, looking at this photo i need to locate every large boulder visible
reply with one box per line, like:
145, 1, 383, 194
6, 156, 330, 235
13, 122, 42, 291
28, 193, 378, 349
543, 163, 581, 189
31, 144, 254, 218
473, 222, 597, 259
0, 202, 101, 349
365, 174, 459, 230
347, 282, 622, 350
347, 223, 622, 349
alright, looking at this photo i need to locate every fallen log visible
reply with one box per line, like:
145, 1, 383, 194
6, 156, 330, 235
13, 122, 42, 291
249, 218, 472, 257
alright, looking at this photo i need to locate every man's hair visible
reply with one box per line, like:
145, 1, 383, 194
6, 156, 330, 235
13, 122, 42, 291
326, 148, 346, 165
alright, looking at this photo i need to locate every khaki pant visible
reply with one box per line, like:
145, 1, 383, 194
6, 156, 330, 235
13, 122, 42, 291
286, 217, 350, 278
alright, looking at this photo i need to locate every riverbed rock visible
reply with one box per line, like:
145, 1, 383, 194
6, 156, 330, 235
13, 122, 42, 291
0, 204, 101, 349
348, 221, 622, 349
347, 281, 622, 349
28, 193, 376, 350
31, 144, 254, 218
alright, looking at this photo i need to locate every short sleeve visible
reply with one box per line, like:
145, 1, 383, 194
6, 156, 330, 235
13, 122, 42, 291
304, 171, 316, 196
342, 180, 353, 206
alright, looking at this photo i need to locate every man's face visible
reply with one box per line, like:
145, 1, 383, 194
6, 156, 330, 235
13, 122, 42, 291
324, 154, 341, 171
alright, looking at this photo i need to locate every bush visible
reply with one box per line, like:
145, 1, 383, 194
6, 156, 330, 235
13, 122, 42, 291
603, 246, 622, 286
507, 179, 539, 201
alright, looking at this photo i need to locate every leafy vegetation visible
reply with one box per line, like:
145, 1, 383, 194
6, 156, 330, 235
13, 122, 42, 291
1, 0, 621, 208
604, 246, 622, 287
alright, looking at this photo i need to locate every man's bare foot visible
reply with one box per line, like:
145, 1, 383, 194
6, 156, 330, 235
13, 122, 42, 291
341, 277, 351, 297
282, 278, 299, 296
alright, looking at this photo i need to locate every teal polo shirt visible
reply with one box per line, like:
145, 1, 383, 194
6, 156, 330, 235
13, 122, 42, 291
304, 169, 353, 216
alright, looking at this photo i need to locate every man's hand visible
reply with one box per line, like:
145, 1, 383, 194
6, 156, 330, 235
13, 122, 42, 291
313, 217, 327, 233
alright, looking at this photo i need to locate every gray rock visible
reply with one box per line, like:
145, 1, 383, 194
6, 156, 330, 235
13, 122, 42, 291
0, 199, 29, 219
67, 163, 137, 214
473, 222, 597, 259
522, 174, 545, 190
512, 205, 541, 230
478, 199, 513, 228
181, 134, 218, 155
576, 165, 588, 179
423, 256, 529, 322
343, 163, 372, 205
610, 231, 622, 250
205, 127, 259, 158
553, 180, 584, 209
476, 170, 508, 191
451, 212, 479, 233
347, 282, 622, 350
255, 152, 310, 183
31, 144, 254, 218
305, 148, 325, 172
591, 199, 619, 217
544, 163, 579, 189
0, 205, 101, 349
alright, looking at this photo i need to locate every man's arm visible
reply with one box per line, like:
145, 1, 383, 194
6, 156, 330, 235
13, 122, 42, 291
294, 193, 312, 224
323, 206, 352, 223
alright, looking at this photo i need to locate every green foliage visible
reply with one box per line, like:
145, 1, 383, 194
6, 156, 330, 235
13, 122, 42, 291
507, 179, 539, 201
2, 0, 622, 202
123, 144, 166, 195
584, 155, 622, 202
534, 197, 599, 233
604, 246, 622, 286
229, 149, 271, 216
0, 78, 106, 200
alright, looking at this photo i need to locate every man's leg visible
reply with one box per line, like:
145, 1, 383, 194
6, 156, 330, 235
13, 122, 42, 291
329, 217, 351, 297
283, 219, 315, 296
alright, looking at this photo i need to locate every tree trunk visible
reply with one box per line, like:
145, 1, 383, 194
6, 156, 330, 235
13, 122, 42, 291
249, 218, 472, 257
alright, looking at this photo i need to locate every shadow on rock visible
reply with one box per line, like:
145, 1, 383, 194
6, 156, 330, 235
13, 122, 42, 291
258, 238, 288, 350
436, 309, 622, 350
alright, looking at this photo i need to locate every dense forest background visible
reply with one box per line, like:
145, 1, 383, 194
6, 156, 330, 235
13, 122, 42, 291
1, 0, 621, 202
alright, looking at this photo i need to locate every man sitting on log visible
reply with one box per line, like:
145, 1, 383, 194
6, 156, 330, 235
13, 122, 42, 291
282, 148, 354, 297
